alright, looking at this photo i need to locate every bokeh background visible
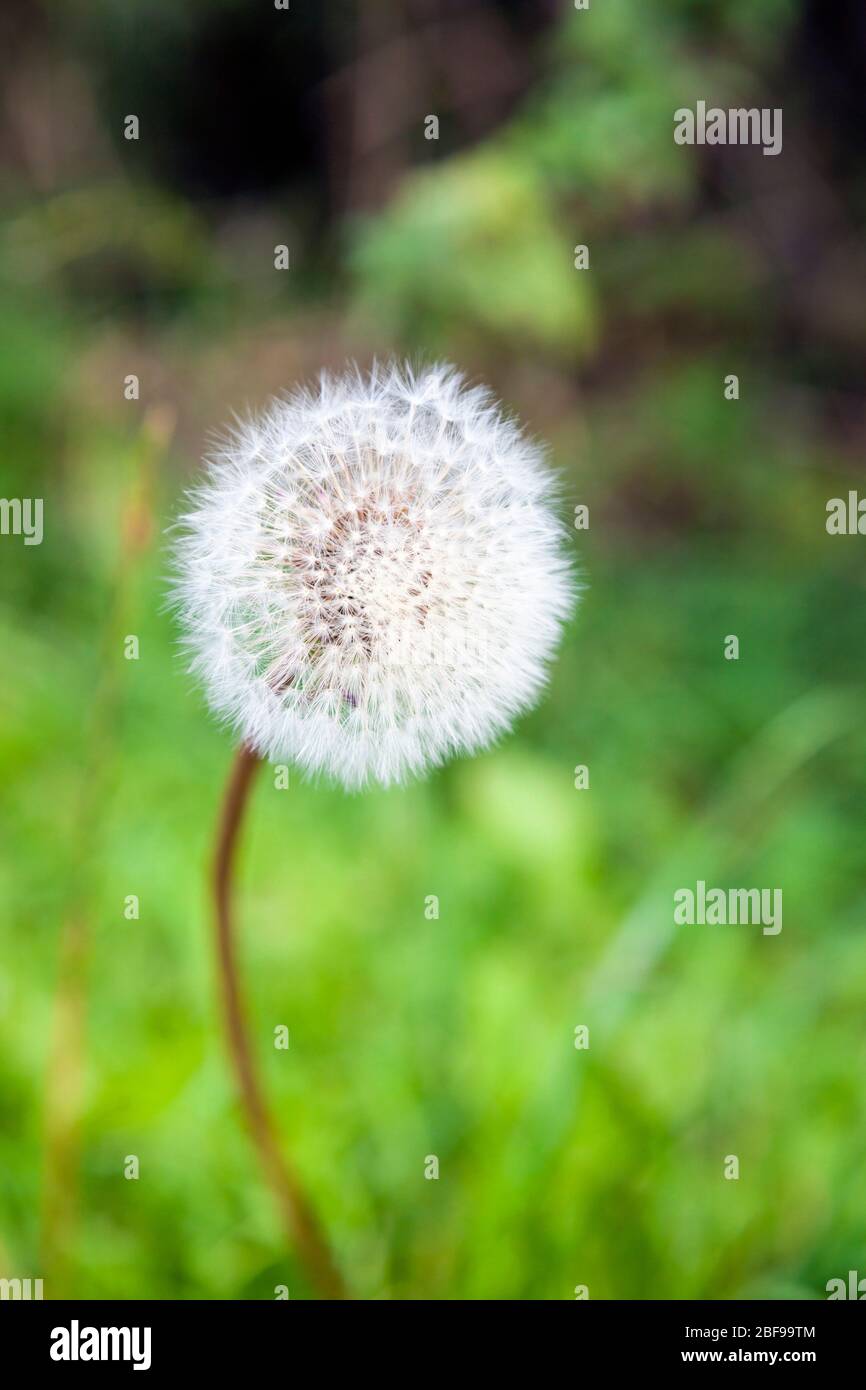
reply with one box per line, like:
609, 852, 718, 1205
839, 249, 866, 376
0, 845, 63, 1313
1, 0, 865, 1300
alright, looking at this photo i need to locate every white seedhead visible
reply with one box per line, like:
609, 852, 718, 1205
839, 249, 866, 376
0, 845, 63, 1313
175, 362, 576, 788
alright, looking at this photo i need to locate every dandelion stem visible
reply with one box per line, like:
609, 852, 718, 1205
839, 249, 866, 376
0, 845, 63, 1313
212, 743, 347, 1299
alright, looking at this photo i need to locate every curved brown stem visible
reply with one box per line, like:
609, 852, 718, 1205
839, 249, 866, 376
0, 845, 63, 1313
213, 743, 347, 1299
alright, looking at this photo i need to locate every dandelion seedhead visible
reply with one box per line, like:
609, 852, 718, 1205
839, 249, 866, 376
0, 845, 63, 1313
175, 362, 576, 788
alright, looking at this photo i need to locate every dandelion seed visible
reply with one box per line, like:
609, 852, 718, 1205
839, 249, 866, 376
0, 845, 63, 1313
175, 361, 577, 788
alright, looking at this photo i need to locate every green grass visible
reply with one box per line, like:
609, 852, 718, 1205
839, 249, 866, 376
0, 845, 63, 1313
2, 415, 864, 1298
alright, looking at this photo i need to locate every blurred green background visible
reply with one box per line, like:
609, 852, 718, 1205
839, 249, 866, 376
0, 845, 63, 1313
1, 0, 865, 1300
